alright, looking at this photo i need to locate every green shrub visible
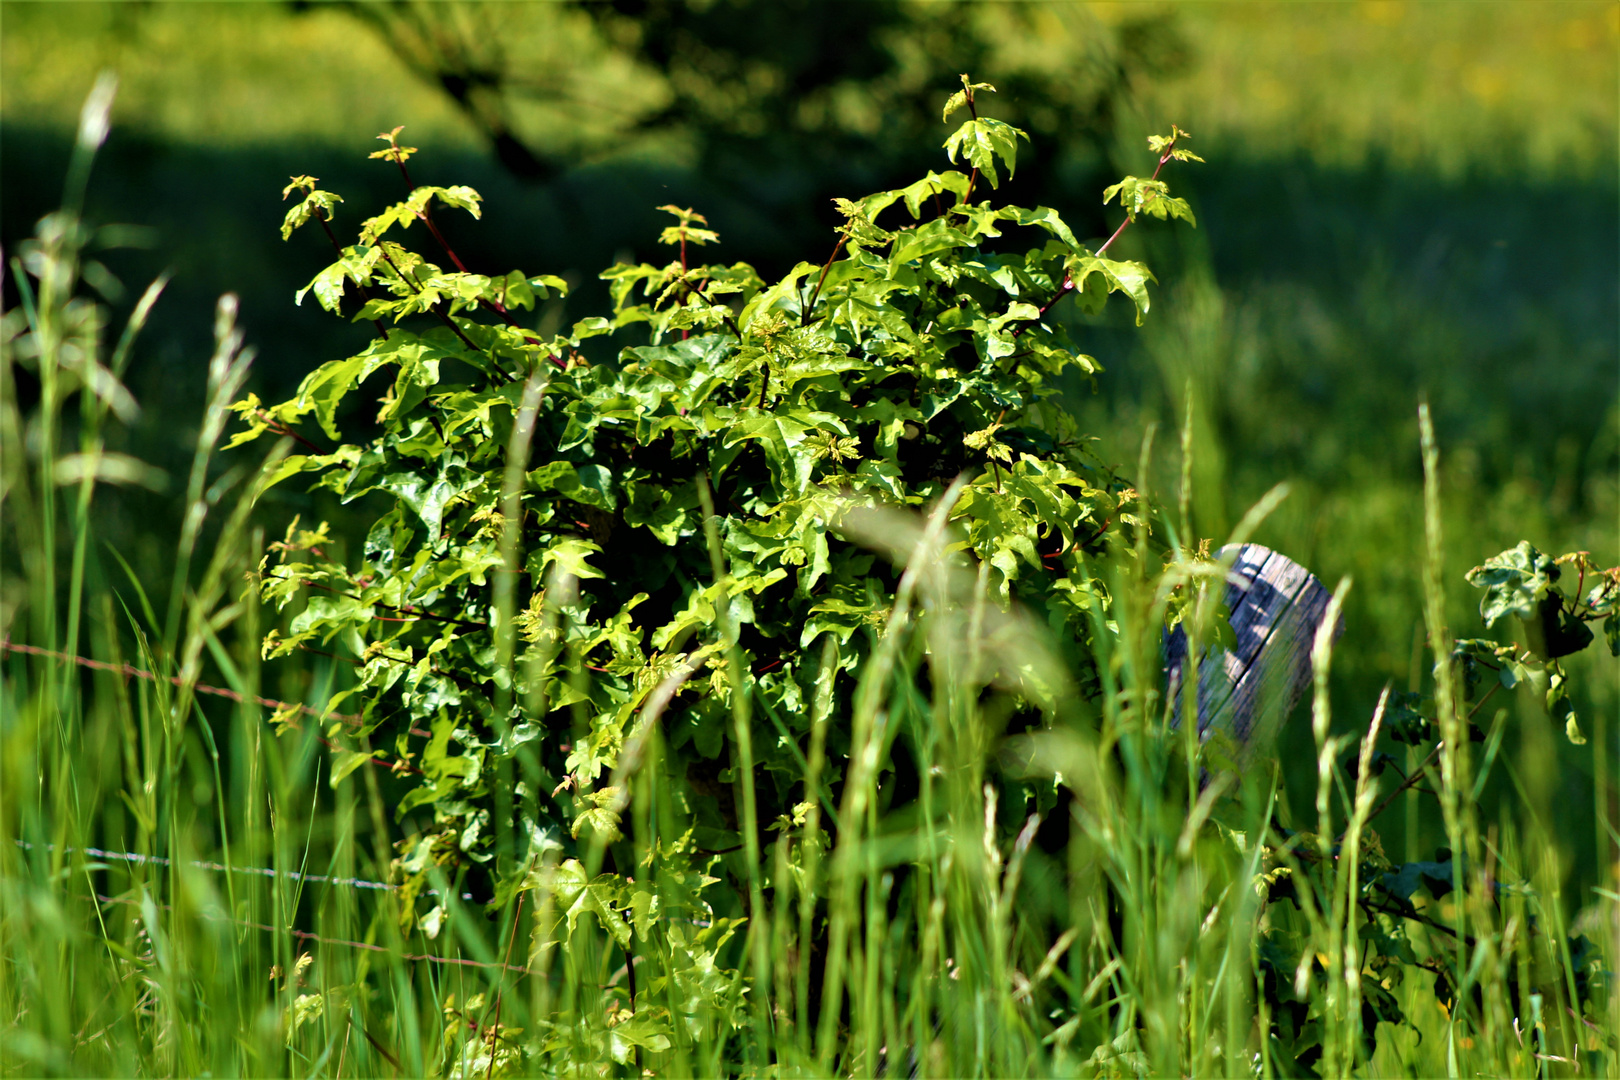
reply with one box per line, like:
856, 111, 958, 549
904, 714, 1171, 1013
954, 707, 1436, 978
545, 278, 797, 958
234, 80, 1198, 947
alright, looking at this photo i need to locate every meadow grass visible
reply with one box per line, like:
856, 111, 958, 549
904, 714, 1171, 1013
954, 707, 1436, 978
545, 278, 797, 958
3, 95, 1616, 1077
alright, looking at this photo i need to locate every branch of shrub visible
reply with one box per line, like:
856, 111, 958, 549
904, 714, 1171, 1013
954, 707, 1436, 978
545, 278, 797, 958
248, 409, 327, 456
961, 87, 981, 204
1363, 681, 1501, 825
1358, 896, 1478, 949
361, 1030, 404, 1073
2, 637, 355, 723
1, 637, 422, 772
373, 242, 493, 362
479, 891, 529, 1072
311, 207, 390, 342
802, 233, 848, 325
683, 278, 742, 337
270, 570, 490, 630
1018, 131, 1185, 339
380, 141, 566, 369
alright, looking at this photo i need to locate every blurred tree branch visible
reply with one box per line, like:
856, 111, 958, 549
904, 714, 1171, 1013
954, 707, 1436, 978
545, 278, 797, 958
306, 0, 1194, 199
328, 0, 556, 179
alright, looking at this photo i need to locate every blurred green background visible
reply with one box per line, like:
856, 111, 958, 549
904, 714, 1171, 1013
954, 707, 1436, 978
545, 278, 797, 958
3, 1, 1616, 894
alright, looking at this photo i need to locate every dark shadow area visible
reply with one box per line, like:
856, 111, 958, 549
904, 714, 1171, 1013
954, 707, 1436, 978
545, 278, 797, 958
5, 121, 1614, 603
1102, 148, 1618, 488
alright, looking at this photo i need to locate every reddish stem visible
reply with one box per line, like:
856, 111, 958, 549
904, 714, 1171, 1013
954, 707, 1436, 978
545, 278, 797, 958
1015, 135, 1184, 339
273, 571, 489, 630
376, 244, 489, 359
257, 413, 327, 456
801, 234, 847, 325
1094, 141, 1177, 260
961, 90, 981, 205
385, 149, 561, 365
685, 278, 742, 337
483, 891, 528, 1080
313, 209, 389, 341
1093, 215, 1133, 259
0, 637, 361, 724
1364, 681, 1502, 824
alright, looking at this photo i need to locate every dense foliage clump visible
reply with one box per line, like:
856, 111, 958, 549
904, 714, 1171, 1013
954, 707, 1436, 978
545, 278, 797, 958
234, 82, 1199, 929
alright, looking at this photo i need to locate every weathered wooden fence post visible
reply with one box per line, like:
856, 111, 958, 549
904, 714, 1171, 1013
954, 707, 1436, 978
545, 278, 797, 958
1163, 543, 1344, 770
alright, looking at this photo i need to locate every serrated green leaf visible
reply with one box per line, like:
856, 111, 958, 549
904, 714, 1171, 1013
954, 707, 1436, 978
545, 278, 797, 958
1466, 541, 1557, 629
890, 219, 973, 268
1381, 859, 1455, 901
942, 117, 1028, 189
426, 184, 482, 218
1068, 254, 1156, 325
941, 75, 996, 122
659, 225, 720, 247
547, 859, 632, 949
296, 263, 349, 313
898, 171, 971, 218
999, 205, 1084, 253
294, 351, 394, 440
572, 803, 623, 843
528, 460, 616, 510
281, 189, 343, 241
531, 537, 606, 581
329, 748, 380, 787
607, 1017, 673, 1064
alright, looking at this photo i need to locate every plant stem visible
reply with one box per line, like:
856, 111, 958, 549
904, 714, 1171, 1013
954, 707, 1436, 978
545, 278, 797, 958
375, 243, 489, 358
252, 411, 326, 455
1364, 681, 1501, 824
1093, 215, 1133, 258
961, 88, 981, 205
313, 209, 389, 341
361, 1029, 403, 1072
1093, 135, 1179, 261
1358, 897, 1478, 949
1012, 277, 1075, 340
1015, 134, 1183, 340
480, 891, 526, 1080
270, 571, 489, 630
684, 278, 742, 336
801, 235, 847, 325
383, 148, 564, 365
0, 637, 359, 724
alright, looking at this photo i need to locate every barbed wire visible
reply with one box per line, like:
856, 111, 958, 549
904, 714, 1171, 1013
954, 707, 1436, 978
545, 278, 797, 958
93, 891, 530, 975
0, 638, 425, 774
2, 642, 563, 978
14, 840, 401, 892
3, 643, 536, 978
15, 840, 508, 974
1, 637, 360, 722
